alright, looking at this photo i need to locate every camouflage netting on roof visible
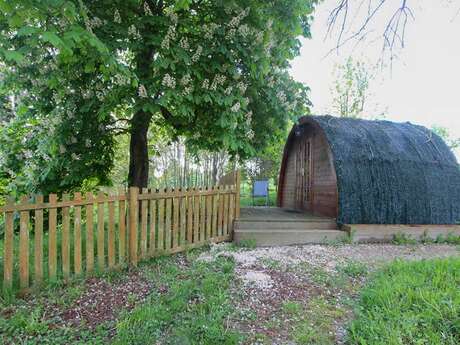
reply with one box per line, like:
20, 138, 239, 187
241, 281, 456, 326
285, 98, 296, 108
310, 115, 460, 225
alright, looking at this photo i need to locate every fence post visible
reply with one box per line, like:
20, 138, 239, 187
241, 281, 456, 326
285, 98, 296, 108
128, 187, 139, 266
235, 170, 241, 220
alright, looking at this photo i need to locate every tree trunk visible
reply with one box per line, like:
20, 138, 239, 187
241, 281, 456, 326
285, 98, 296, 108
128, 110, 152, 188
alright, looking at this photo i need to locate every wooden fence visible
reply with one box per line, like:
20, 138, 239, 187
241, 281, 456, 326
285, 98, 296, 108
1, 174, 240, 294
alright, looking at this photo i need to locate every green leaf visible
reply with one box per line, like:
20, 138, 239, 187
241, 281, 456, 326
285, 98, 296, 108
3, 49, 24, 63
17, 26, 39, 36
42, 31, 64, 47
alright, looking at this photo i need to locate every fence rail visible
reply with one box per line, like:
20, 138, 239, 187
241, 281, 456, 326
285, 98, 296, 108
1, 173, 240, 294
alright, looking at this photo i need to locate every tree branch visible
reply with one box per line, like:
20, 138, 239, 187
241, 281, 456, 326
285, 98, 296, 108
325, 0, 414, 60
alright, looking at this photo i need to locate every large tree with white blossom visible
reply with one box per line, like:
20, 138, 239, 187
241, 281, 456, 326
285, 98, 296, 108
0, 0, 316, 193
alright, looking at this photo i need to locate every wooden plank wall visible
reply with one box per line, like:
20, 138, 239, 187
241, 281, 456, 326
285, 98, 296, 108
280, 125, 338, 218
1, 178, 239, 294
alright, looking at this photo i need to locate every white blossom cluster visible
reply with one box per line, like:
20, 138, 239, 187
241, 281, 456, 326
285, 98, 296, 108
182, 85, 193, 96
231, 102, 241, 112
210, 74, 226, 90
224, 86, 233, 95
276, 90, 287, 104
161, 25, 176, 50
201, 78, 209, 90
114, 9, 121, 23
138, 84, 148, 98
237, 81, 247, 94
238, 24, 250, 38
191, 45, 203, 62
113, 73, 130, 86
87, 17, 104, 30
180, 74, 192, 86
144, 2, 153, 16
82, 89, 93, 99
179, 37, 189, 50
128, 25, 141, 40
162, 74, 176, 88
228, 7, 250, 29
203, 23, 221, 40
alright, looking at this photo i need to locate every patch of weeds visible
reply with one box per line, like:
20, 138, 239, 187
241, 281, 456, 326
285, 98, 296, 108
247, 332, 271, 344
438, 233, 458, 244
337, 260, 368, 279
302, 264, 347, 289
420, 230, 435, 244
281, 300, 303, 315
113, 255, 242, 345
347, 257, 460, 345
234, 239, 257, 249
392, 232, 417, 245
291, 296, 345, 345
259, 258, 283, 270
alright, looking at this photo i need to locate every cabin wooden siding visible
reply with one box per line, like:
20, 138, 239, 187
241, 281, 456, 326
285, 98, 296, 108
279, 123, 338, 218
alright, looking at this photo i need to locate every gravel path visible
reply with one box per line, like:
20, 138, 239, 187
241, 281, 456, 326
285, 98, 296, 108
201, 243, 459, 273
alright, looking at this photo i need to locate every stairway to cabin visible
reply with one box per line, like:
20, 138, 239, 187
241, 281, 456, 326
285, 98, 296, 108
234, 208, 347, 246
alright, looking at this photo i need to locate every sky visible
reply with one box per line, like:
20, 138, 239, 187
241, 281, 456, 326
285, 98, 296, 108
290, 0, 460, 157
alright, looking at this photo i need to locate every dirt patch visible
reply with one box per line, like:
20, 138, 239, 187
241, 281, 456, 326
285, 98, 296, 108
58, 271, 153, 329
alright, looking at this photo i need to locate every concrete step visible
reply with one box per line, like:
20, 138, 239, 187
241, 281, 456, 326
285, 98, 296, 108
235, 220, 338, 231
234, 229, 347, 246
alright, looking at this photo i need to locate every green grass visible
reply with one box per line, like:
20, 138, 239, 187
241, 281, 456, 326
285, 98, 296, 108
347, 257, 460, 345
113, 254, 241, 345
284, 296, 345, 345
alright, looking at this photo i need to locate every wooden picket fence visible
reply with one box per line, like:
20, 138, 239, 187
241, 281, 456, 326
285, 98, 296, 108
0, 173, 240, 294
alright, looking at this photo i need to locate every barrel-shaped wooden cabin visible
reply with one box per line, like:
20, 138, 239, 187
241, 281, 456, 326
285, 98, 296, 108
277, 115, 460, 225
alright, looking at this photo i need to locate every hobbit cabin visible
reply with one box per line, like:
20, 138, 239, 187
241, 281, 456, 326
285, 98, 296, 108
277, 115, 460, 225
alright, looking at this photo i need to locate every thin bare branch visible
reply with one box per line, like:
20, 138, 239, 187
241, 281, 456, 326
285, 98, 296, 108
325, 0, 415, 60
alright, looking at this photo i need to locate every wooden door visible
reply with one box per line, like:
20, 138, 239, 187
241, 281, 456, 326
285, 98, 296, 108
295, 137, 312, 210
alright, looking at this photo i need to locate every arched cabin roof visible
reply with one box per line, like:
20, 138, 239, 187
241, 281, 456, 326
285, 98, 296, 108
278, 115, 460, 224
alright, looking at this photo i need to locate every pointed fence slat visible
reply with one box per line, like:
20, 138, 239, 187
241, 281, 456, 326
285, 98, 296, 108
108, 194, 115, 269
223, 188, 229, 236
140, 188, 148, 259
149, 195, 157, 255
128, 187, 138, 266
74, 193, 82, 275
34, 195, 44, 285
1, 171, 240, 295
158, 197, 165, 251
85, 192, 95, 273
173, 193, 179, 249
118, 188, 126, 264
206, 187, 212, 240
19, 196, 30, 290
165, 190, 172, 251
193, 192, 200, 243
97, 191, 105, 271
187, 193, 193, 244
218, 187, 224, 236
3, 198, 14, 292
62, 194, 70, 280
200, 191, 206, 242
180, 195, 186, 246
48, 194, 58, 281
212, 188, 218, 238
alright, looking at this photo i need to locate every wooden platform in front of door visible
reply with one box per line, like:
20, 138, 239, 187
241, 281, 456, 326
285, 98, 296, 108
234, 207, 346, 246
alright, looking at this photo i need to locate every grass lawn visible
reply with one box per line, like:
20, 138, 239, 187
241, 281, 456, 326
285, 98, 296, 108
347, 257, 460, 345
